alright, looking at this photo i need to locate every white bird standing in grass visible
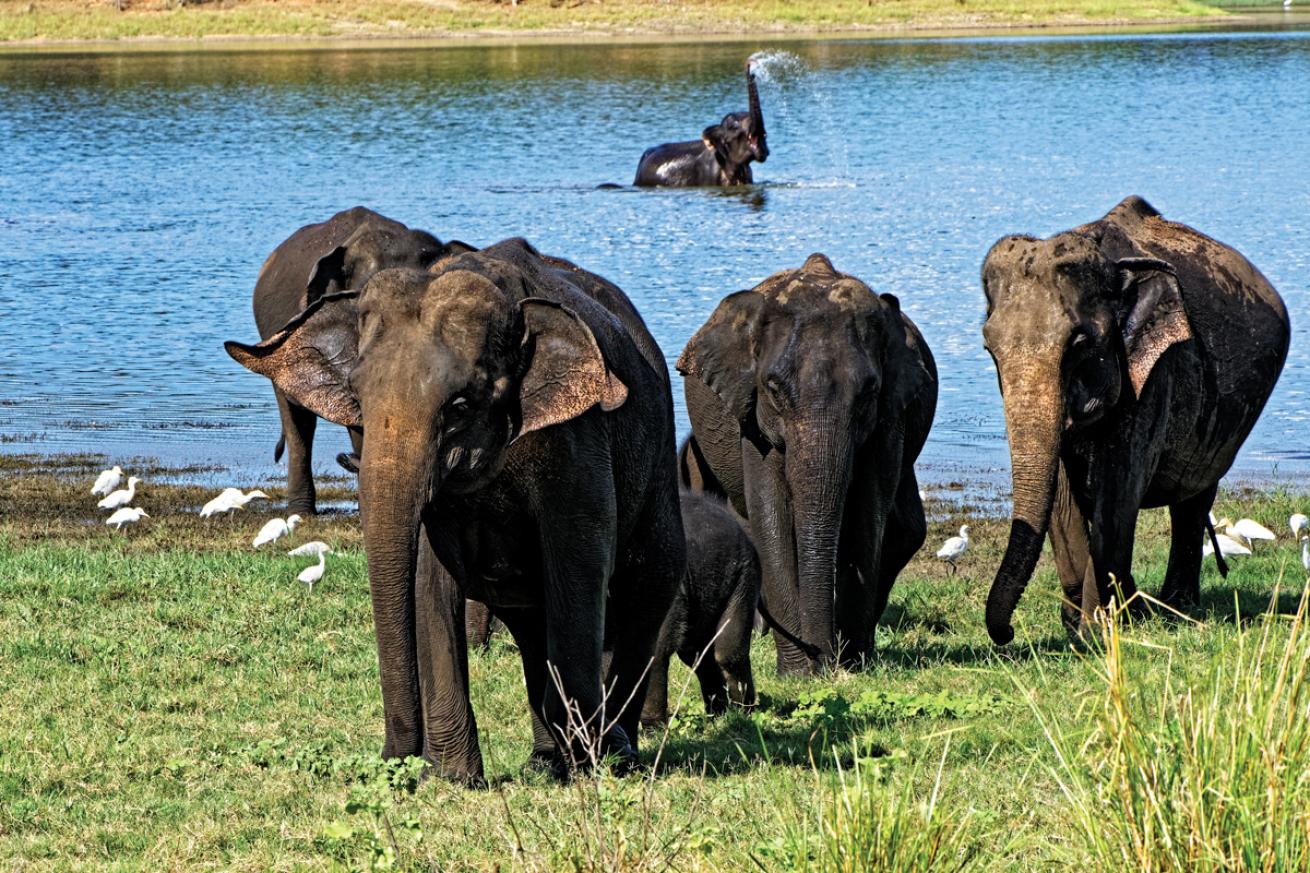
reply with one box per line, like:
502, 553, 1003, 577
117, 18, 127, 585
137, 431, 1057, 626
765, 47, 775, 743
97, 476, 140, 510
1291, 513, 1309, 538
1225, 517, 1276, 549
936, 525, 969, 574
1302, 536, 1310, 575
297, 550, 330, 590
287, 540, 332, 557
91, 465, 123, 497
105, 507, 149, 530
200, 487, 269, 518
1203, 532, 1252, 559
253, 514, 301, 548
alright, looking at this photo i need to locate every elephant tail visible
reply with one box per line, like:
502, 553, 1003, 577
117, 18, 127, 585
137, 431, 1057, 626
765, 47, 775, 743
274, 433, 285, 464
1204, 516, 1229, 578
757, 598, 820, 659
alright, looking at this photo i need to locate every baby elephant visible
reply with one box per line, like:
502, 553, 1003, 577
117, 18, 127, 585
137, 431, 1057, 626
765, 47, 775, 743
641, 491, 814, 725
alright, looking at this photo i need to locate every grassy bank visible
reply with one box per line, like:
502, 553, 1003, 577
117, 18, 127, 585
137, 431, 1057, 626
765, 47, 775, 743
0, 0, 1236, 45
3, 452, 1310, 869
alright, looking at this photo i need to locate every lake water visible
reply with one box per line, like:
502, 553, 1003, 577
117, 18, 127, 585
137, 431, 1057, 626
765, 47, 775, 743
1, 23, 1307, 493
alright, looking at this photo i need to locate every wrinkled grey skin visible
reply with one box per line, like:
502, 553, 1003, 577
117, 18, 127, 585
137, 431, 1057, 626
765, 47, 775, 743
251, 206, 471, 514
640, 491, 763, 725
227, 238, 684, 783
677, 254, 938, 675
981, 196, 1290, 645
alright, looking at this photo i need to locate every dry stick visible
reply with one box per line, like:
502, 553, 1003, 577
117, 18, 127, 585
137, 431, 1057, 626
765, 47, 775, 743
640, 625, 730, 866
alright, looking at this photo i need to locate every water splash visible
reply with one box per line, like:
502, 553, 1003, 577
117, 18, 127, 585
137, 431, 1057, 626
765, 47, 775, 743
745, 50, 851, 185
747, 50, 809, 86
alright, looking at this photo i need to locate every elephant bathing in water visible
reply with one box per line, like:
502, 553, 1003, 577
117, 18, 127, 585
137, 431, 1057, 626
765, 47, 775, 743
633, 61, 769, 187
227, 238, 684, 783
251, 206, 473, 514
677, 254, 938, 675
981, 196, 1289, 645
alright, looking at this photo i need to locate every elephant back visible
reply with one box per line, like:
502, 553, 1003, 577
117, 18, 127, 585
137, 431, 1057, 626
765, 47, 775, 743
1094, 198, 1289, 405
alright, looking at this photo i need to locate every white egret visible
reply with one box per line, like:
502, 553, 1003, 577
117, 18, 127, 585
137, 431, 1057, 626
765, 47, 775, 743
105, 507, 149, 530
253, 514, 301, 548
1227, 518, 1276, 548
936, 525, 969, 574
1291, 513, 1309, 538
287, 541, 332, 557
1203, 532, 1251, 559
200, 488, 269, 518
97, 476, 140, 510
91, 465, 123, 497
297, 552, 328, 591
1302, 536, 1309, 574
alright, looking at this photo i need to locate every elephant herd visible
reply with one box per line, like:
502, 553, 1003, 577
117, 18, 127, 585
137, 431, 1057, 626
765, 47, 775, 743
226, 194, 1289, 784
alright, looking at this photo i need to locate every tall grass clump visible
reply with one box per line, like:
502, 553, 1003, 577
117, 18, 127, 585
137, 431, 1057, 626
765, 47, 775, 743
1045, 585, 1310, 871
774, 740, 982, 872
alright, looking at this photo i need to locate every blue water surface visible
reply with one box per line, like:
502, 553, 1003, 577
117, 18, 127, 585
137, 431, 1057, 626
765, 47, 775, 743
0, 25, 1306, 492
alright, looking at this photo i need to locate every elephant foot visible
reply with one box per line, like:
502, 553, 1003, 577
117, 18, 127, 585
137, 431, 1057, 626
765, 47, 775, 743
600, 725, 640, 776
521, 748, 570, 781
336, 452, 360, 474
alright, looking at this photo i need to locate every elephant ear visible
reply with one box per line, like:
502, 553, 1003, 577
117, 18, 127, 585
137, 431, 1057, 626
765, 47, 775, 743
877, 293, 934, 415
515, 299, 628, 441
701, 124, 726, 157
676, 290, 765, 424
306, 245, 349, 306
1115, 257, 1193, 398
225, 292, 362, 427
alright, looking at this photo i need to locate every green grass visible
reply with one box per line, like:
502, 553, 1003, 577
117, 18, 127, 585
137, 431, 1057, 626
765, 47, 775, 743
0, 0, 1234, 45
2, 452, 1309, 869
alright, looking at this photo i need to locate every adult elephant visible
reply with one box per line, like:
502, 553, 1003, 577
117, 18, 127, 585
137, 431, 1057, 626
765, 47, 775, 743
633, 61, 769, 187
981, 196, 1289, 645
251, 206, 472, 514
677, 254, 938, 674
227, 238, 683, 783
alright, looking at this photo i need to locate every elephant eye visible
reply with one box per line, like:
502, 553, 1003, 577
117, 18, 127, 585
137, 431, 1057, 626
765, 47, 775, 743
448, 395, 469, 413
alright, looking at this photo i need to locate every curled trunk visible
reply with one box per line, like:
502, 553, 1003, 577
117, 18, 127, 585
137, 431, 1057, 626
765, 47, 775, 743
986, 363, 1064, 645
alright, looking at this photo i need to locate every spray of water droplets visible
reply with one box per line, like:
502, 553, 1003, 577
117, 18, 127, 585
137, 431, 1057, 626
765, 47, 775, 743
744, 50, 853, 187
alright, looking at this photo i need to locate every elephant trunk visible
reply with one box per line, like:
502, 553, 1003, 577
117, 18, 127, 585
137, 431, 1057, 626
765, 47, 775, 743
786, 423, 852, 672
745, 61, 769, 162
359, 434, 435, 757
986, 360, 1064, 645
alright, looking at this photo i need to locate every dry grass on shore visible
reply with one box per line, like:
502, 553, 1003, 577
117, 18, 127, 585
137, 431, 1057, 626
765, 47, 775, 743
0, 0, 1229, 45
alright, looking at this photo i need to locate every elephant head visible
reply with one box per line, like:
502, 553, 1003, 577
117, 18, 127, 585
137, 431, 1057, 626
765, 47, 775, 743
305, 220, 455, 305
980, 229, 1193, 644
678, 253, 932, 670
226, 259, 627, 760
702, 62, 769, 176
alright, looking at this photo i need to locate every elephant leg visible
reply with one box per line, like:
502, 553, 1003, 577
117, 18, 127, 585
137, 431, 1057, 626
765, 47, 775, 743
638, 642, 673, 729
834, 560, 872, 669
464, 600, 495, 650
714, 585, 756, 709
1048, 463, 1094, 637
413, 527, 483, 784
493, 607, 559, 768
742, 445, 806, 675
870, 469, 928, 625
1159, 483, 1217, 611
276, 389, 318, 516
603, 503, 681, 763
1088, 489, 1142, 620
685, 645, 730, 716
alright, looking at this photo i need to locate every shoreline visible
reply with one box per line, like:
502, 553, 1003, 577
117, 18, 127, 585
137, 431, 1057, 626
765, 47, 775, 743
0, 9, 1286, 55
